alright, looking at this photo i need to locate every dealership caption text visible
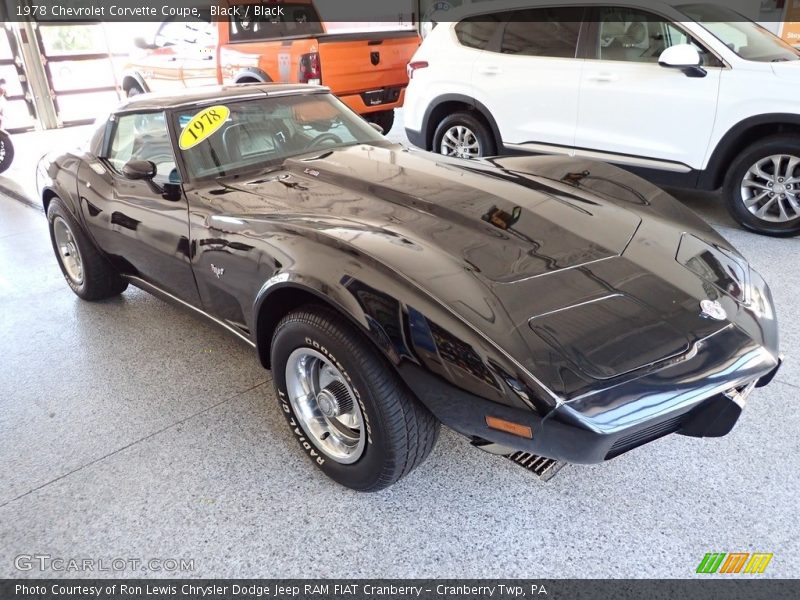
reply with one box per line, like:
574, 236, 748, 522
16, 584, 548, 598
13, 4, 282, 19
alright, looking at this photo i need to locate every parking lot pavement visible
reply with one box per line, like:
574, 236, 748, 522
1, 134, 798, 579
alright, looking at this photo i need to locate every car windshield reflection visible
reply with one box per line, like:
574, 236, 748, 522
173, 93, 387, 181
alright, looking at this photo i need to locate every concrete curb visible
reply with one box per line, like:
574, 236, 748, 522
0, 180, 42, 212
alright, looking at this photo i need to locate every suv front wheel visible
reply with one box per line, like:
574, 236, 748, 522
725, 135, 800, 236
433, 112, 496, 159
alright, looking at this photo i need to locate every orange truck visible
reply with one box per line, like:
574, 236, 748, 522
122, 1, 420, 132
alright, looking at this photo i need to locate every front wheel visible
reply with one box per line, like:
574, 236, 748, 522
724, 135, 800, 236
432, 111, 496, 159
270, 306, 440, 491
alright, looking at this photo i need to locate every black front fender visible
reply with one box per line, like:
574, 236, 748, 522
249, 245, 555, 419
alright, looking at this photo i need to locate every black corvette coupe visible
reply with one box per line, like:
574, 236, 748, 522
38, 84, 782, 490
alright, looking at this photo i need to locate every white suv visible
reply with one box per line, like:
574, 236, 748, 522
405, 0, 800, 236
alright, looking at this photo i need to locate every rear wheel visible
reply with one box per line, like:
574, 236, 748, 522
367, 110, 394, 135
126, 84, 144, 98
270, 306, 439, 491
724, 135, 800, 236
433, 111, 496, 159
47, 198, 128, 300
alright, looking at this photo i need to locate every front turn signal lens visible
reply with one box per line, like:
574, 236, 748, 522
485, 416, 533, 439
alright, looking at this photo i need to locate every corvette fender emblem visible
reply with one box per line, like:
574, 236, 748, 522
700, 299, 727, 321
211, 264, 225, 279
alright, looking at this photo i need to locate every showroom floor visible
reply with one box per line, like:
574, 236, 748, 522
0, 118, 798, 578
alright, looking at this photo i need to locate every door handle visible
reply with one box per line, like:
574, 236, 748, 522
478, 65, 501, 75
589, 72, 619, 83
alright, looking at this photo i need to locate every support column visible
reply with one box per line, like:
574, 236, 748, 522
14, 20, 59, 130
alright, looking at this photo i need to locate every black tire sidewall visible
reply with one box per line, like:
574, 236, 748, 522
433, 112, 496, 158
724, 136, 800, 237
271, 316, 396, 491
0, 133, 14, 174
47, 199, 90, 296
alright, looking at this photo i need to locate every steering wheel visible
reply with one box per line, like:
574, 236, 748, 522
309, 133, 343, 148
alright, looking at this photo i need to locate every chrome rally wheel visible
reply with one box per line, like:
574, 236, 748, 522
284, 347, 366, 464
52, 215, 84, 285
46, 197, 128, 300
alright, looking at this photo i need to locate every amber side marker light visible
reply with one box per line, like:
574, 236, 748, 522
485, 416, 533, 439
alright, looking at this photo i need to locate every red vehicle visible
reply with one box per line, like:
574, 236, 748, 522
122, 1, 419, 132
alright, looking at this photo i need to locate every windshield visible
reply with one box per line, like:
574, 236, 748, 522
174, 93, 387, 180
679, 3, 800, 62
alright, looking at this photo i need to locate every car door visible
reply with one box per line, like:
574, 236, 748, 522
78, 111, 200, 305
472, 6, 586, 150
574, 6, 723, 171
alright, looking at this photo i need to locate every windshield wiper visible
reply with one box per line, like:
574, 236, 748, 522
214, 163, 284, 185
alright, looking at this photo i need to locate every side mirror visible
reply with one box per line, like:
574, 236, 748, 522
658, 44, 707, 78
368, 122, 384, 135
122, 159, 157, 180
120, 160, 182, 201
133, 36, 154, 50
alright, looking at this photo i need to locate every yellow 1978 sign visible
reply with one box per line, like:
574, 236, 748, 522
178, 105, 230, 150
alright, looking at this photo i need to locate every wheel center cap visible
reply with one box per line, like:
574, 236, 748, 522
316, 389, 338, 418
774, 183, 787, 194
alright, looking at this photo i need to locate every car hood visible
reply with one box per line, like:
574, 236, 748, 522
277, 145, 645, 283
199, 145, 774, 399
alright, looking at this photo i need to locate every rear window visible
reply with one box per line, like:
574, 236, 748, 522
500, 8, 584, 58
229, 3, 324, 42
454, 16, 501, 50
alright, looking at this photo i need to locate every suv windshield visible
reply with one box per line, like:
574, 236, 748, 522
174, 93, 387, 180
679, 3, 800, 62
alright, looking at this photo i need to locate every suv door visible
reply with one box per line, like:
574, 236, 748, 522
574, 6, 722, 171
78, 111, 200, 304
472, 6, 586, 149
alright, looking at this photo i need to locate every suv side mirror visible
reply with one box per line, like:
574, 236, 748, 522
658, 44, 707, 78
122, 159, 157, 180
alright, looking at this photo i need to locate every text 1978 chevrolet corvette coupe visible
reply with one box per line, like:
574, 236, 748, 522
38, 84, 782, 490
